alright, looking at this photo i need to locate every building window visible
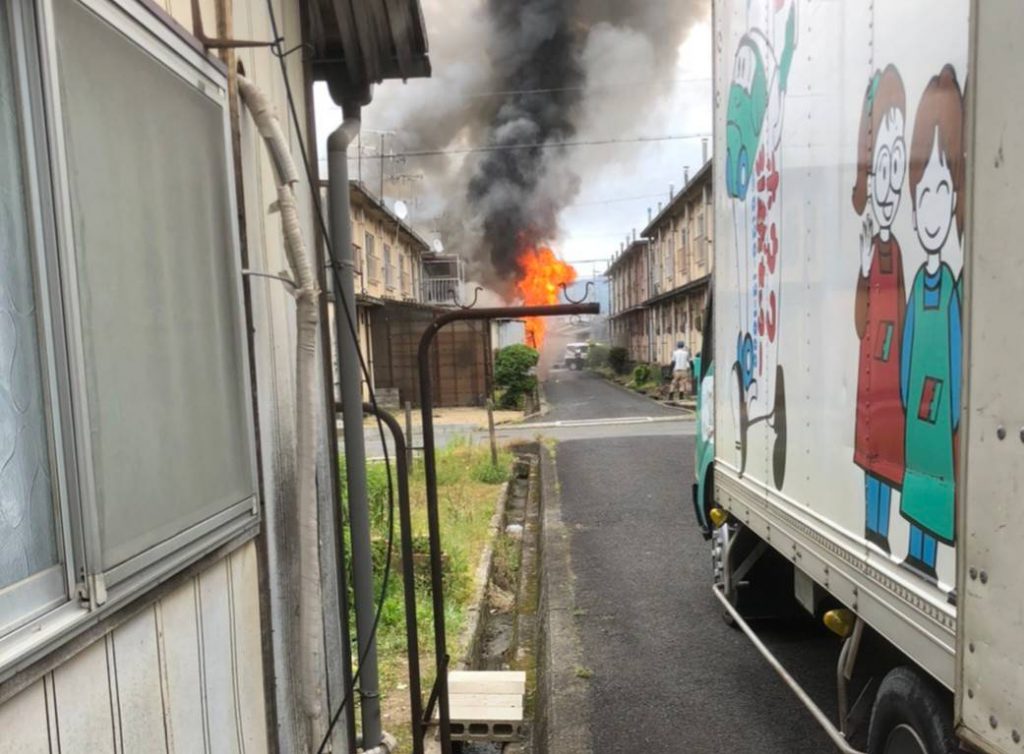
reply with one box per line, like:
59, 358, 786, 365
384, 243, 394, 289
366, 232, 379, 282
0, 3, 65, 638
0, 0, 257, 677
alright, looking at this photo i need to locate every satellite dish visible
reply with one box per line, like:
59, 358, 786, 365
432, 238, 445, 253
394, 200, 409, 220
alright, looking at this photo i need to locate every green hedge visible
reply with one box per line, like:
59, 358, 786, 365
494, 344, 539, 409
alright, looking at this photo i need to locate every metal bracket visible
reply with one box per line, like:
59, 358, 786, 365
559, 281, 593, 305
449, 286, 483, 310
837, 616, 866, 738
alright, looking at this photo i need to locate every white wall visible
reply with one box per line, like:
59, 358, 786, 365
0, 542, 268, 754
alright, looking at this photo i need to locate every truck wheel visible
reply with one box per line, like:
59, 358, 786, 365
867, 666, 957, 754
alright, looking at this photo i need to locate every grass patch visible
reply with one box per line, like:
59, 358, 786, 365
340, 437, 515, 749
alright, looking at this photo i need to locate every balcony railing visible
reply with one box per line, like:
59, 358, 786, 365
422, 277, 463, 306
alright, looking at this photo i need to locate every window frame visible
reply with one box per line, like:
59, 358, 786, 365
0, 0, 260, 683
0, 0, 79, 643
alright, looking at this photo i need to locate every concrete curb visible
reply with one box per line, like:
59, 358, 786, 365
523, 382, 551, 422
535, 445, 592, 754
590, 371, 694, 414
453, 479, 511, 669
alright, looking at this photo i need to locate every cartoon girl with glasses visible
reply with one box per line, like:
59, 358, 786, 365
851, 65, 907, 554
900, 64, 964, 581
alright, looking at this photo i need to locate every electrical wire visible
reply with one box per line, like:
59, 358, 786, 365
359, 132, 712, 160
257, 3, 400, 753
459, 76, 712, 99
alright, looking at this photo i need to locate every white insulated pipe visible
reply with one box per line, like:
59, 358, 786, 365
236, 74, 325, 746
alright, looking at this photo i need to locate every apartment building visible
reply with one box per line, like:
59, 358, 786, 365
350, 180, 428, 303
642, 160, 713, 364
607, 238, 652, 362
607, 161, 714, 367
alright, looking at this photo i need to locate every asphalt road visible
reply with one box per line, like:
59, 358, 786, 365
535, 367, 684, 423
546, 370, 837, 753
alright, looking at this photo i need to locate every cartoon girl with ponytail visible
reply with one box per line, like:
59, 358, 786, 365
851, 65, 908, 554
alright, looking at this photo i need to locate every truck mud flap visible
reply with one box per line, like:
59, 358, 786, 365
692, 481, 710, 539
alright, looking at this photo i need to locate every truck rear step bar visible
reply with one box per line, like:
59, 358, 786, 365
712, 584, 865, 754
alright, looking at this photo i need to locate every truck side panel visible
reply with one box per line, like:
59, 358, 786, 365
956, 3, 1024, 751
714, 0, 967, 686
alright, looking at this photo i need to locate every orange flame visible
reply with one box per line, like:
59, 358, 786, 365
515, 245, 577, 349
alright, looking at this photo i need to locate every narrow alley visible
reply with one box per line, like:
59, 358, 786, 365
541, 370, 835, 753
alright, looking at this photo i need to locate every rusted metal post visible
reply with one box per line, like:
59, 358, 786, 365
417, 303, 599, 753
405, 401, 414, 469
486, 399, 498, 467
360, 403, 425, 754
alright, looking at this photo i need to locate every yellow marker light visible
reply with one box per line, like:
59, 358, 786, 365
823, 608, 856, 639
708, 508, 729, 529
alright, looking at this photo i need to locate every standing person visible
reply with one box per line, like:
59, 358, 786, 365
900, 64, 965, 581
851, 65, 908, 554
670, 341, 692, 400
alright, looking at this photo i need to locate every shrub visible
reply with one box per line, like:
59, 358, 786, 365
586, 343, 609, 370
472, 460, 508, 484
632, 363, 652, 385
608, 347, 629, 374
494, 344, 539, 409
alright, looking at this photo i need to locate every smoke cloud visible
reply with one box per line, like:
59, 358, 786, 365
368, 0, 707, 293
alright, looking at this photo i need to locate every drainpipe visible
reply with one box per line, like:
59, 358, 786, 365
236, 75, 325, 749
328, 102, 386, 750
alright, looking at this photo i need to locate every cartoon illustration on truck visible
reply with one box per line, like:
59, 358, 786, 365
900, 64, 965, 580
723, 0, 796, 489
697, 2, 1024, 752
851, 65, 908, 555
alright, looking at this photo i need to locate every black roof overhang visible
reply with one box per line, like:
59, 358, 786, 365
305, 0, 431, 103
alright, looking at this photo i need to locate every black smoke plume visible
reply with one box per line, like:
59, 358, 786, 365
466, 0, 584, 281
362, 0, 707, 292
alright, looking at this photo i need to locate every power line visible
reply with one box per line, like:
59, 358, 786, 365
388, 132, 711, 159
565, 191, 673, 209
315, 133, 708, 165
461, 76, 712, 99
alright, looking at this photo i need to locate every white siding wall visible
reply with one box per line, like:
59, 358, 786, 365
0, 542, 268, 754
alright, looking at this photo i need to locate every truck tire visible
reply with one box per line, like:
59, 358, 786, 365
867, 666, 957, 754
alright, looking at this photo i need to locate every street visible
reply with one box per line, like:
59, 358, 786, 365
544, 370, 836, 753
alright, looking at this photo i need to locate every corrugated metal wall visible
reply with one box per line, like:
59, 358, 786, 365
370, 302, 493, 407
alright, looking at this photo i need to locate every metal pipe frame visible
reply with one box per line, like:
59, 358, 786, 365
712, 585, 866, 754
359, 403, 425, 754
417, 302, 599, 753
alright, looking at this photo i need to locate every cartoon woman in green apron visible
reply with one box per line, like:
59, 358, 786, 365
900, 65, 964, 579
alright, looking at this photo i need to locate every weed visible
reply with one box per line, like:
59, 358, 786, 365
574, 666, 594, 679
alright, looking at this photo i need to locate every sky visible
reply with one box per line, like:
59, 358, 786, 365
313, 3, 713, 281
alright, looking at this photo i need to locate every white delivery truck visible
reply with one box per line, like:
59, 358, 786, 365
695, 1, 1024, 752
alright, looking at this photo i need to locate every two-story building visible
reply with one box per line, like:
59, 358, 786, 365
343, 180, 429, 399
641, 160, 713, 365
607, 161, 714, 367
607, 238, 652, 362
